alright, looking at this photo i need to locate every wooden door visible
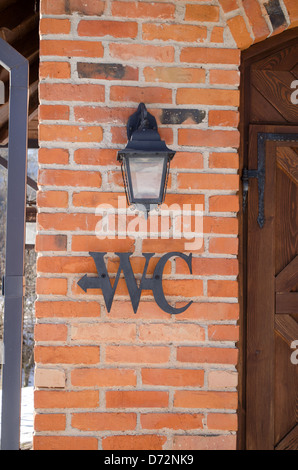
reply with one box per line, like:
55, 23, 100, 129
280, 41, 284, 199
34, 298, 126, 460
241, 29, 298, 451
246, 125, 298, 450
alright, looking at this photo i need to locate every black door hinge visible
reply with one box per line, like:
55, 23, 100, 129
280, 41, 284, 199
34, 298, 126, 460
243, 132, 298, 229
242, 166, 265, 228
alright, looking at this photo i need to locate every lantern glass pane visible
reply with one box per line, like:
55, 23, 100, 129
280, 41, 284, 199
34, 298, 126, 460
129, 156, 165, 199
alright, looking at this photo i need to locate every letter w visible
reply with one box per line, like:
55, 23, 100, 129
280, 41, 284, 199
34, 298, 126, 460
90, 252, 154, 313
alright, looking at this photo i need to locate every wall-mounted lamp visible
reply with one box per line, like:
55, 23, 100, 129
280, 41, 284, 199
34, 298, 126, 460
117, 103, 175, 215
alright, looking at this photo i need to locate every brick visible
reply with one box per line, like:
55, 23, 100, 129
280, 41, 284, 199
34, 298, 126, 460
105, 346, 170, 364
174, 302, 239, 322
208, 324, 239, 342
38, 169, 102, 188
143, 66, 205, 84
177, 173, 239, 191
142, 238, 203, 254
142, 23, 207, 42
173, 435, 236, 450
207, 413, 238, 431
177, 89, 240, 107
35, 346, 100, 364
219, 0, 239, 13
176, 257, 238, 276
72, 191, 125, 208
209, 110, 239, 127
39, 105, 70, 121
37, 213, 100, 231
108, 300, 166, 320
36, 277, 68, 296
158, 108, 206, 126
171, 152, 204, 170
39, 124, 103, 143
35, 301, 100, 319
41, 0, 105, 15
211, 26, 224, 43
227, 16, 253, 50
209, 69, 240, 86
40, 18, 71, 35
72, 236, 135, 253
35, 324, 68, 342
71, 323, 136, 343
208, 370, 238, 389
74, 149, 118, 165
109, 43, 175, 63
40, 40, 104, 58
209, 236, 238, 254
142, 369, 204, 387
37, 191, 68, 209
35, 235, 67, 252
111, 1, 175, 19
103, 435, 166, 450
40, 83, 105, 103
72, 413, 137, 431
185, 5, 220, 22
243, 0, 271, 40
37, 256, 96, 274
39, 61, 71, 79
208, 280, 238, 298
204, 217, 239, 234
106, 391, 169, 408
283, 0, 298, 26
71, 368, 136, 387
209, 152, 239, 169
264, 0, 287, 31
34, 414, 66, 431
174, 390, 238, 409
35, 390, 99, 409
139, 324, 205, 343
151, 279, 203, 297
209, 195, 239, 212
34, 368, 66, 388
141, 413, 204, 430
177, 346, 238, 364
33, 435, 98, 451
38, 148, 69, 165
110, 86, 172, 104
78, 20, 138, 38
181, 47, 240, 65
77, 63, 138, 81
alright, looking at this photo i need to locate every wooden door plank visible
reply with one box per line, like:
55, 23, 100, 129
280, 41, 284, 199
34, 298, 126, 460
275, 160, 298, 276
250, 85, 286, 123
252, 44, 298, 71
274, 332, 298, 446
275, 315, 298, 345
275, 425, 298, 450
251, 70, 298, 122
276, 255, 298, 292
276, 147, 298, 184
276, 293, 298, 314
246, 127, 276, 450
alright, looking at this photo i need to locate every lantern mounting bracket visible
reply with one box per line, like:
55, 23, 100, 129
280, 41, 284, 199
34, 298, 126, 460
127, 102, 158, 140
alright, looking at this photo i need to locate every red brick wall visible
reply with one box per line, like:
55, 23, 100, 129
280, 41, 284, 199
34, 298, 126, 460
34, 0, 297, 451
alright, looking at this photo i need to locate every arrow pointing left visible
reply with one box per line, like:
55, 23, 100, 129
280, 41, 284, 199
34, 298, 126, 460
77, 274, 101, 292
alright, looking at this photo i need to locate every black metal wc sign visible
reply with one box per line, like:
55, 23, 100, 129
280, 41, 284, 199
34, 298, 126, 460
77, 252, 193, 315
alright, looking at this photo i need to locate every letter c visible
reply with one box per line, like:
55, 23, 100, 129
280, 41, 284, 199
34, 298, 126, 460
151, 252, 193, 315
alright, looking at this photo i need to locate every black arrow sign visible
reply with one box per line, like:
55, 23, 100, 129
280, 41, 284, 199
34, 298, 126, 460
77, 274, 102, 292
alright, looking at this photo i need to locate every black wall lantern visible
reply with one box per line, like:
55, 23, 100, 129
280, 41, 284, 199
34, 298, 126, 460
117, 103, 175, 215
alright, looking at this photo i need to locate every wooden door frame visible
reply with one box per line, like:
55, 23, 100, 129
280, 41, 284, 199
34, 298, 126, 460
238, 27, 298, 450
